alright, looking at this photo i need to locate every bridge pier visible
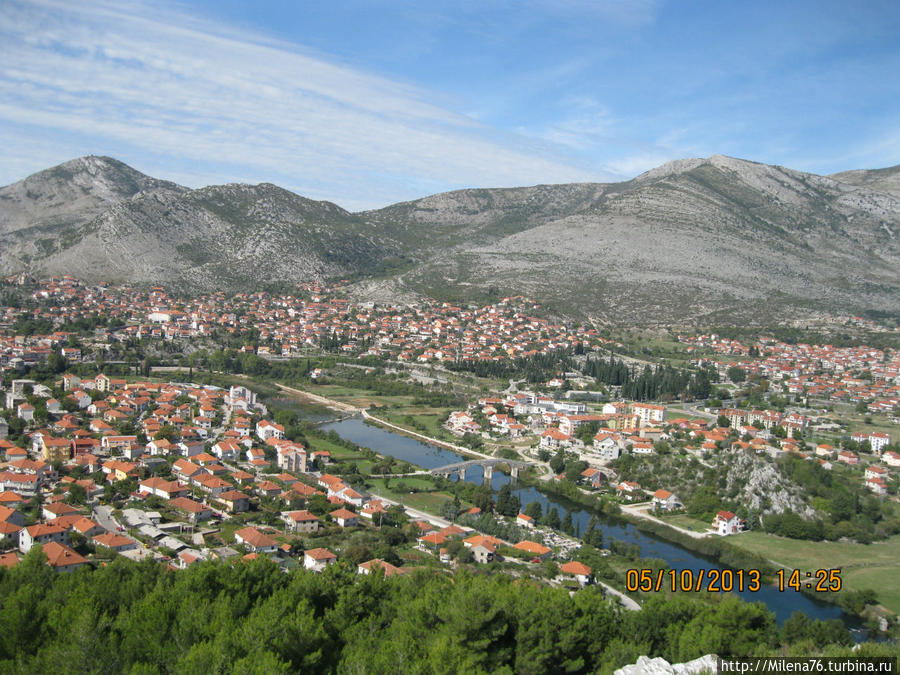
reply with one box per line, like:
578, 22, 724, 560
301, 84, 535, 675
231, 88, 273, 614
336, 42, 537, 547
458, 467, 466, 481
510, 466, 519, 479
483, 465, 493, 481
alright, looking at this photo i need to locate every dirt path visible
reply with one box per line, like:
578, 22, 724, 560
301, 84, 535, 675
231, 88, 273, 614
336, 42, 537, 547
618, 503, 712, 539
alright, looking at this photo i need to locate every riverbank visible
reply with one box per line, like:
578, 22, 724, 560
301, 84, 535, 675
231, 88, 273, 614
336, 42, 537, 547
275, 382, 511, 463
619, 503, 711, 540
275, 382, 865, 629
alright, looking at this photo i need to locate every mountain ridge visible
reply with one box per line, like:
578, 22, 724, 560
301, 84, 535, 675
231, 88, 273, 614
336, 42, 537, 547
1, 154, 898, 323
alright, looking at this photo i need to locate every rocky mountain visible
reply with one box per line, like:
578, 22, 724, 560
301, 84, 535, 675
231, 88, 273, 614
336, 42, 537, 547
0, 157, 395, 291
1, 154, 898, 323
368, 154, 900, 323
829, 164, 900, 199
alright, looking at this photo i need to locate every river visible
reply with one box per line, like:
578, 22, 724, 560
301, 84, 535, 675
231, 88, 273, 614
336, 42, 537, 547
318, 416, 863, 634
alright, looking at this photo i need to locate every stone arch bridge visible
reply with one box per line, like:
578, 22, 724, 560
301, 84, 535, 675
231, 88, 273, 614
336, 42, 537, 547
430, 458, 531, 482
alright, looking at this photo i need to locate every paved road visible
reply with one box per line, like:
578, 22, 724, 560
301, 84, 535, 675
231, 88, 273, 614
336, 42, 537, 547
598, 581, 641, 611
92, 505, 123, 532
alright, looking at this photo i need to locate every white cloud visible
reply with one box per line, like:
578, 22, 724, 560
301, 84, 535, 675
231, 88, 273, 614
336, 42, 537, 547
0, 0, 611, 208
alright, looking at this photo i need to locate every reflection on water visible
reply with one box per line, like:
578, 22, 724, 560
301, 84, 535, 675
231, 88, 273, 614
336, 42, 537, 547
321, 417, 863, 634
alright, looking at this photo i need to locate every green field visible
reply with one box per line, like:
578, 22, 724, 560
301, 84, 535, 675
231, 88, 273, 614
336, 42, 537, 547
381, 410, 453, 440
728, 531, 900, 612
368, 477, 460, 515
663, 514, 712, 532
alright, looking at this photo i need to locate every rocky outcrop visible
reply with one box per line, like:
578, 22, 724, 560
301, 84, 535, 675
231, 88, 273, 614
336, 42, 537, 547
722, 450, 816, 519
615, 653, 719, 675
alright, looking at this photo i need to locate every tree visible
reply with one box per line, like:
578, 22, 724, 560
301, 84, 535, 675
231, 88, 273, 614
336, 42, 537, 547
561, 511, 575, 535
727, 366, 746, 384
154, 424, 177, 442
64, 483, 87, 506
717, 415, 730, 428
549, 451, 566, 474
473, 485, 493, 514
440, 496, 460, 521
495, 484, 521, 517
544, 507, 561, 529
524, 501, 543, 521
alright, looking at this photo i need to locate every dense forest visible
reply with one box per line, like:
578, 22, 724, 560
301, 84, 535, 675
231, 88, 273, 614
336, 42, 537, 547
583, 356, 715, 401
2, 549, 892, 674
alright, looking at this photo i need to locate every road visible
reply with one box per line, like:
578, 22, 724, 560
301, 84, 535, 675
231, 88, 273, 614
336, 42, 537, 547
92, 505, 123, 532
598, 581, 641, 611
365, 489, 454, 530
618, 503, 710, 539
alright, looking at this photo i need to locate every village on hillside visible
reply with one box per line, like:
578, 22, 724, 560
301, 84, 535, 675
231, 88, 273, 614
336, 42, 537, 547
0, 275, 898, 612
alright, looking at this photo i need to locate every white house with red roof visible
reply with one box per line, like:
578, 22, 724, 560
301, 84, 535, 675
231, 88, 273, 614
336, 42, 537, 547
712, 510, 742, 536
304, 547, 337, 571
631, 402, 665, 426
541, 428, 571, 449
865, 478, 888, 496
19, 522, 69, 553
559, 560, 592, 587
255, 420, 285, 442
651, 489, 678, 511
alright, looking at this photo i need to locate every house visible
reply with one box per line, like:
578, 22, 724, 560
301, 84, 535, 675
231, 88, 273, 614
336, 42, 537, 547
866, 478, 888, 496
512, 540, 552, 561
631, 403, 665, 426
254, 480, 282, 498
255, 420, 285, 442
276, 443, 307, 473
303, 547, 337, 572
19, 523, 69, 553
177, 441, 205, 458
283, 510, 319, 534
169, 497, 213, 523
0, 471, 41, 497
837, 451, 859, 465
358, 559, 403, 577
246, 448, 266, 465
216, 489, 250, 513
581, 467, 607, 488
592, 432, 621, 460
211, 440, 242, 462
38, 436, 69, 463
559, 560, 592, 586
541, 428, 571, 449
42, 541, 88, 573
17, 403, 34, 422
234, 526, 278, 554
616, 481, 641, 496
138, 477, 190, 500
361, 500, 389, 521
330, 508, 359, 528
93, 532, 139, 552
471, 542, 496, 564
192, 473, 231, 496
173, 459, 204, 481
868, 432, 891, 455
42, 502, 80, 521
853, 431, 891, 454
713, 510, 742, 536
651, 489, 678, 511
101, 435, 138, 454
70, 517, 104, 538
815, 444, 836, 457
335, 486, 366, 507
864, 465, 888, 481
884, 451, 900, 467
516, 513, 534, 528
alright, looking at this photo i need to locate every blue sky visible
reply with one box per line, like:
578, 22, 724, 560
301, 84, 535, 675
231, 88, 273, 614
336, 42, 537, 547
1, 0, 898, 209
